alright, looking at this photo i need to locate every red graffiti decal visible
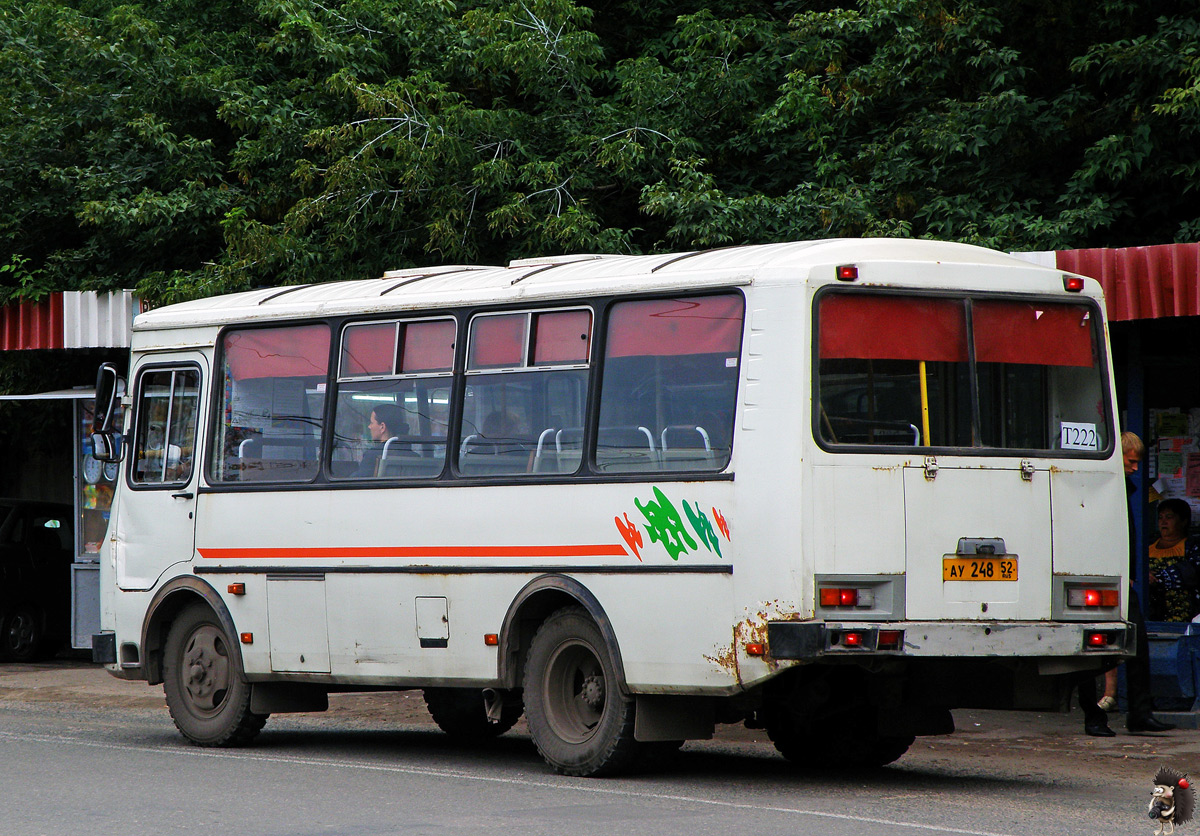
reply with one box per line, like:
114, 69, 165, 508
712, 507, 731, 541
615, 512, 644, 561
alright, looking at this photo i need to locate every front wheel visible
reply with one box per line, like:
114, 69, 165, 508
523, 606, 638, 777
162, 604, 268, 747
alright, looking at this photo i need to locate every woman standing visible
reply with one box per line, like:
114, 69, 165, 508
1148, 498, 1200, 621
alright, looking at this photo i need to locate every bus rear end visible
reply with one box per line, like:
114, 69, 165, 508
763, 255, 1129, 765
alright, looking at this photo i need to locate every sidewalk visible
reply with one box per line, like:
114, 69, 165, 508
2, 658, 1196, 765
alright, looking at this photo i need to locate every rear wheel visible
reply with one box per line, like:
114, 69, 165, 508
162, 605, 268, 746
423, 688, 523, 740
762, 668, 914, 768
523, 606, 638, 776
1, 603, 46, 662
765, 718, 913, 768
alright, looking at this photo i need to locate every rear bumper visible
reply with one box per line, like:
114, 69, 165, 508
767, 620, 1132, 660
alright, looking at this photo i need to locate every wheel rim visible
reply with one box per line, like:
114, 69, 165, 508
542, 638, 606, 744
179, 624, 232, 716
6, 610, 36, 655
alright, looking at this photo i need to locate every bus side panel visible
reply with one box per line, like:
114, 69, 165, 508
193, 482, 739, 692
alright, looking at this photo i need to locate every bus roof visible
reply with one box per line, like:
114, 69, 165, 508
133, 238, 1060, 331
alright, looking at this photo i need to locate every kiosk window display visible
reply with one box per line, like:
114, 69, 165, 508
72, 396, 123, 648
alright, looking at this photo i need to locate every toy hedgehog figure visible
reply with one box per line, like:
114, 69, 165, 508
1150, 767, 1195, 835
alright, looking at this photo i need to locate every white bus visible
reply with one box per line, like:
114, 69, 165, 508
90, 239, 1131, 776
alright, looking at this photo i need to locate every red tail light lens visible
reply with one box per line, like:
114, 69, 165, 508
819, 586, 874, 608
1066, 586, 1120, 608
878, 630, 904, 650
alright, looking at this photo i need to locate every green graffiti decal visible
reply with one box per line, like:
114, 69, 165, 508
634, 486, 697, 561
682, 500, 722, 558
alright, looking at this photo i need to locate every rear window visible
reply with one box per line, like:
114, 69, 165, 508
815, 291, 1110, 453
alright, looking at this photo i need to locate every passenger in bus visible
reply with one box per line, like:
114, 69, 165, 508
1080, 432, 1175, 736
356, 404, 407, 477
1148, 499, 1200, 621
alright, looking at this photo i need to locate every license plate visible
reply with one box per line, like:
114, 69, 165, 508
942, 556, 1018, 581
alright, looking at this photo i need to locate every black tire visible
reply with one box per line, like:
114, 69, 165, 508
764, 701, 913, 768
523, 606, 639, 777
423, 688, 523, 740
1, 603, 46, 663
162, 605, 268, 747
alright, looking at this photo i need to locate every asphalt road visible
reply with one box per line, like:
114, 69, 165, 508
2, 662, 1198, 835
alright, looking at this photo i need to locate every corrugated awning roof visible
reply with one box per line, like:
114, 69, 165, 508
1057, 243, 1200, 322
0, 291, 139, 350
0, 294, 63, 350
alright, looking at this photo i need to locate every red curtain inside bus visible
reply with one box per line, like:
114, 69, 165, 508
533, 310, 591, 364
468, 314, 525, 369
819, 295, 968, 362
972, 301, 1095, 367
605, 295, 743, 358
225, 324, 331, 380
341, 322, 395, 376
401, 319, 456, 373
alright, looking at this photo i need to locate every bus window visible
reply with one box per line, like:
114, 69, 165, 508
596, 294, 743, 473
973, 300, 1106, 451
131, 368, 200, 485
459, 309, 591, 476
332, 318, 454, 479
209, 324, 330, 483
816, 292, 1109, 453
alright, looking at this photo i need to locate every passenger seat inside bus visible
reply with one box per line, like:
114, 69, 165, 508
659, 425, 715, 471
595, 426, 657, 472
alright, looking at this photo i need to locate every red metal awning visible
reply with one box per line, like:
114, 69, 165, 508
1057, 243, 1200, 322
0, 294, 64, 350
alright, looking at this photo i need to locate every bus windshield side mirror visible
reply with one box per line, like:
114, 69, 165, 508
92, 362, 125, 463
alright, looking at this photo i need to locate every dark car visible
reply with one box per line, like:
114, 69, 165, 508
0, 499, 74, 662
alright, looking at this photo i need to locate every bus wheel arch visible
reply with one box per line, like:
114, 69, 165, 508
141, 577, 239, 686
497, 574, 628, 693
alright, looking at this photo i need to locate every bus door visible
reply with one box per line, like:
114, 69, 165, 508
116, 358, 205, 591
902, 461, 1052, 621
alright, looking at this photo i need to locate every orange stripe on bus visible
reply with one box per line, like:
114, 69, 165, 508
197, 544, 630, 560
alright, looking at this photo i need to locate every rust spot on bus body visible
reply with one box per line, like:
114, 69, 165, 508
706, 602, 803, 685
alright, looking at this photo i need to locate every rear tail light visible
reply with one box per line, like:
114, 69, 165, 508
824, 627, 905, 652
837, 630, 865, 647
1083, 630, 1123, 650
1063, 275, 1085, 292
1066, 586, 1120, 609
878, 630, 904, 650
819, 586, 874, 608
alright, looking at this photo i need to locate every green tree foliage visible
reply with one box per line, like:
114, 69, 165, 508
1, 0, 1198, 304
